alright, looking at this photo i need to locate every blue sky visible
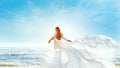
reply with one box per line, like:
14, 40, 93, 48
0, 0, 119, 47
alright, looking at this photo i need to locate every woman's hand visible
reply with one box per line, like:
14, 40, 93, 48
48, 40, 51, 43
67, 40, 72, 42
63, 37, 72, 42
48, 37, 54, 43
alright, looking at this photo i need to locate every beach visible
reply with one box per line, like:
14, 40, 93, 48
0, 65, 119, 68
116, 65, 120, 68
0, 62, 119, 68
0, 65, 41, 68
116, 64, 120, 68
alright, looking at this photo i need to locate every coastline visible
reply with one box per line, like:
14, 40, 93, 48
0, 65, 119, 68
0, 62, 41, 68
0, 63, 119, 68
0, 65, 41, 68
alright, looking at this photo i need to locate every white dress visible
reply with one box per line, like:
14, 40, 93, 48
42, 35, 116, 68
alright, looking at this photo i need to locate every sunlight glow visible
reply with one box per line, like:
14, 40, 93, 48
0, 0, 119, 48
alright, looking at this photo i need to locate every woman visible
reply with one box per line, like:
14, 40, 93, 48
48, 27, 115, 68
48, 27, 71, 45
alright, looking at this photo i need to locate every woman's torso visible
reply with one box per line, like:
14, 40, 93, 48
53, 33, 63, 48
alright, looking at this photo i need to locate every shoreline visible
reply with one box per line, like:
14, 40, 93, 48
0, 65, 119, 68
0, 62, 41, 68
0, 65, 41, 68
0, 62, 119, 68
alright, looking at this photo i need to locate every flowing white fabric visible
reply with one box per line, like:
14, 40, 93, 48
42, 35, 116, 68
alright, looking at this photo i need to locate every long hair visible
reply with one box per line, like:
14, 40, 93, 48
55, 27, 62, 40
55, 27, 61, 33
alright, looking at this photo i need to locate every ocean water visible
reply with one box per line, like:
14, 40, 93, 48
0, 47, 47, 66
0, 47, 119, 64
0, 46, 119, 67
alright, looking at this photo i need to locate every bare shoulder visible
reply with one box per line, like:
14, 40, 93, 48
61, 33, 63, 37
53, 34, 56, 37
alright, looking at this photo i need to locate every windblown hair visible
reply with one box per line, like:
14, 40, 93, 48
55, 27, 60, 32
55, 27, 62, 40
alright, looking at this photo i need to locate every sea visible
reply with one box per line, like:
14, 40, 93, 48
0, 47, 47, 66
0, 46, 119, 67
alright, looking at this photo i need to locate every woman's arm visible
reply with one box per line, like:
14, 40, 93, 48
61, 33, 71, 42
48, 37, 54, 43
63, 37, 71, 42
